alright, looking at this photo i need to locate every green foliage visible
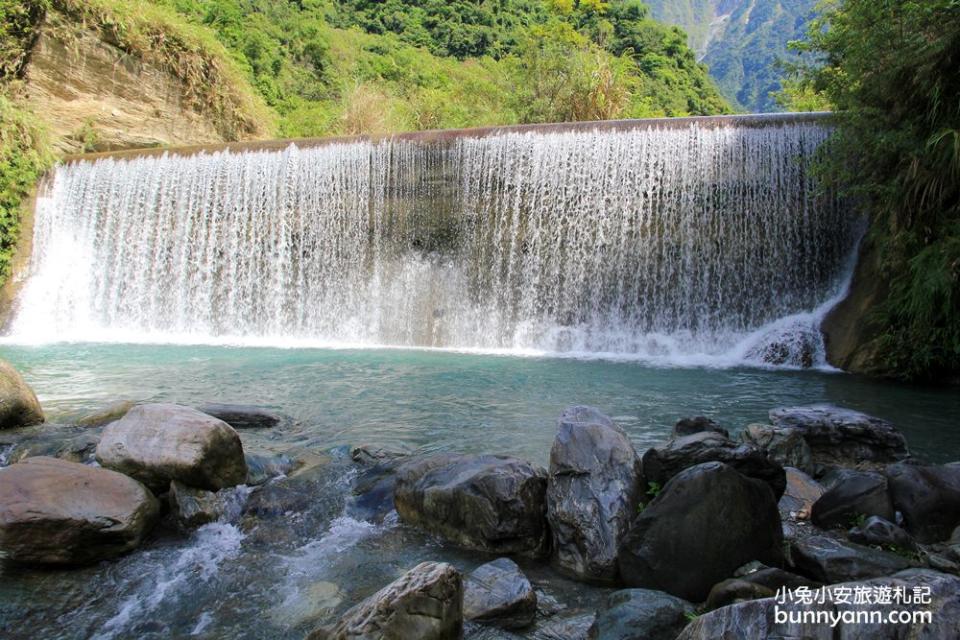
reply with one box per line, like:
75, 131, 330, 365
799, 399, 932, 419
0, 0, 49, 80
790, 0, 960, 381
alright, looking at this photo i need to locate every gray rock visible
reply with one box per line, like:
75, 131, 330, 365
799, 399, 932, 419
197, 403, 282, 429
463, 558, 537, 629
0, 425, 99, 466
848, 515, 916, 551
588, 589, 693, 640
96, 403, 247, 493
535, 613, 596, 640
0, 359, 44, 429
768, 404, 908, 466
885, 462, 960, 543
167, 480, 252, 529
778, 467, 824, 520
677, 568, 960, 640
618, 462, 783, 602
742, 423, 814, 475
640, 431, 786, 500
790, 534, 912, 583
673, 416, 728, 439
547, 406, 640, 583
0, 456, 158, 564
351, 443, 413, 465
309, 561, 462, 640
244, 452, 297, 486
395, 453, 548, 557
705, 565, 820, 610
811, 471, 894, 529
76, 400, 136, 427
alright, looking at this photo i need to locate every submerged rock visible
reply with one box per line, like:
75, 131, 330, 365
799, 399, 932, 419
463, 558, 537, 629
588, 588, 693, 640
96, 403, 247, 492
196, 403, 283, 429
885, 462, 960, 543
394, 453, 548, 557
76, 400, 136, 427
768, 404, 908, 466
310, 561, 462, 640
640, 431, 786, 499
547, 406, 640, 583
0, 456, 158, 564
244, 452, 297, 486
673, 416, 728, 439
345, 444, 413, 523
168, 480, 250, 529
810, 471, 894, 529
0, 359, 44, 429
618, 462, 783, 602
0, 424, 99, 466
790, 534, 912, 583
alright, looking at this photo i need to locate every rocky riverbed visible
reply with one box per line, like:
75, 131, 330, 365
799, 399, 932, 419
1, 358, 959, 639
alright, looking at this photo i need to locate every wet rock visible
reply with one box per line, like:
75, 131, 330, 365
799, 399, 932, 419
673, 416, 728, 439
395, 453, 548, 557
243, 462, 332, 520
244, 452, 297, 486
196, 403, 282, 429
640, 431, 786, 500
96, 403, 247, 493
848, 515, 916, 551
705, 565, 819, 611
768, 404, 908, 466
741, 423, 814, 475
547, 406, 640, 583
168, 480, 230, 528
346, 445, 413, 523
778, 467, 824, 520
0, 456, 158, 564
0, 359, 44, 429
535, 613, 596, 640
588, 588, 693, 640
810, 471, 894, 529
885, 462, 960, 543
743, 322, 820, 368
618, 461, 783, 602
790, 534, 912, 583
351, 443, 413, 465
677, 568, 960, 640
76, 400, 136, 427
463, 558, 537, 629
309, 561, 462, 640
1, 425, 99, 466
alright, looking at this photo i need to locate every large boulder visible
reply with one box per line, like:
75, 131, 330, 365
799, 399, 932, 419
810, 471, 894, 529
309, 561, 462, 640
196, 403, 282, 429
0, 359, 44, 429
768, 404, 908, 466
463, 558, 537, 629
705, 564, 820, 611
394, 453, 548, 557
789, 534, 912, 583
778, 467, 824, 520
677, 568, 960, 640
96, 403, 247, 492
0, 456, 158, 564
588, 589, 693, 640
547, 406, 640, 583
640, 431, 786, 500
618, 462, 783, 602
885, 462, 960, 543
741, 423, 814, 475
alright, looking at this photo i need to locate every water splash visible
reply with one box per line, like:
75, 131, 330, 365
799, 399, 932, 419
8, 121, 859, 365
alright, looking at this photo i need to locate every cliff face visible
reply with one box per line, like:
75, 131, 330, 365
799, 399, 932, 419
22, 10, 231, 153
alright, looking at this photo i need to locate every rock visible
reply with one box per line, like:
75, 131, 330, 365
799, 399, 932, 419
673, 416, 728, 439
346, 445, 413, 523
640, 431, 786, 500
242, 462, 332, 521
778, 467, 824, 520
848, 515, 916, 551
768, 404, 908, 466
0, 359, 44, 429
351, 443, 413, 465
741, 424, 814, 475
245, 452, 297, 486
394, 453, 548, 557
618, 462, 783, 602
705, 565, 819, 611
196, 403, 282, 429
588, 589, 693, 640
0, 457, 158, 564
168, 480, 229, 528
704, 579, 775, 611
536, 613, 596, 640
463, 558, 537, 629
546, 406, 640, 583
885, 462, 960, 543
810, 471, 894, 529
677, 568, 960, 640
0, 425, 100, 466
96, 403, 247, 493
790, 534, 912, 583
309, 561, 462, 640
76, 400, 136, 427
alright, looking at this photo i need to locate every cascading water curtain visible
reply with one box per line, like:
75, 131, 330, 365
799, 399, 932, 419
10, 120, 859, 362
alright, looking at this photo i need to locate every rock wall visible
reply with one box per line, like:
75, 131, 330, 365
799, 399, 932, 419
22, 10, 232, 153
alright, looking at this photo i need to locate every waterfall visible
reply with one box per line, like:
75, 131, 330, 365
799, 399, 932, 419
7, 117, 861, 365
